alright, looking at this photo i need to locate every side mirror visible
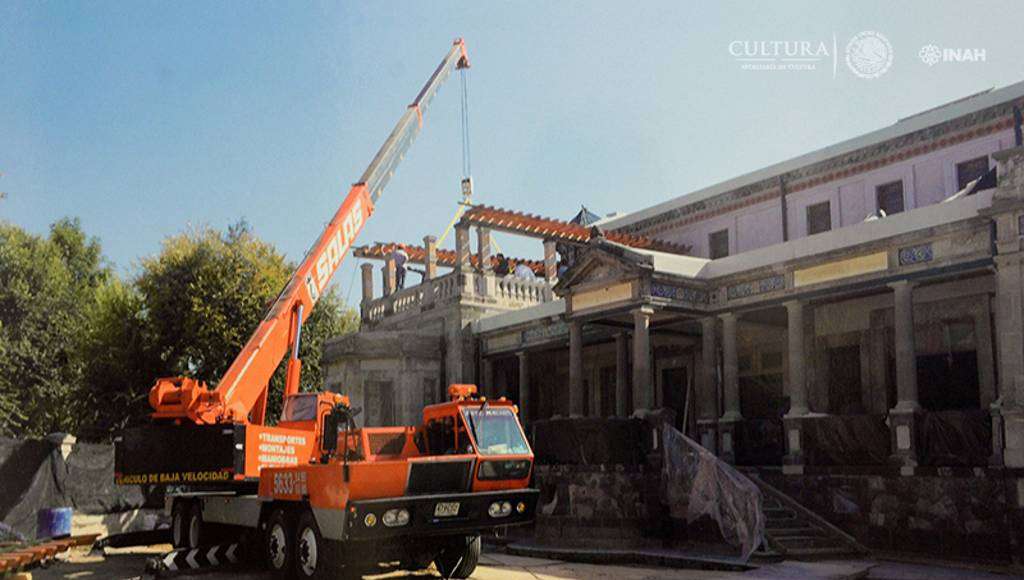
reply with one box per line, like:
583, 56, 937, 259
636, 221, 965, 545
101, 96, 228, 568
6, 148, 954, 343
349, 406, 363, 419
321, 412, 339, 454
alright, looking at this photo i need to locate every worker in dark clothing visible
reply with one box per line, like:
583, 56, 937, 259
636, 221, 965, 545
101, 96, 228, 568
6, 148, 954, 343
493, 253, 510, 276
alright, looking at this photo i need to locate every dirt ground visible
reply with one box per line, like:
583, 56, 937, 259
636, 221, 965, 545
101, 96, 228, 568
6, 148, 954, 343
28, 544, 1023, 580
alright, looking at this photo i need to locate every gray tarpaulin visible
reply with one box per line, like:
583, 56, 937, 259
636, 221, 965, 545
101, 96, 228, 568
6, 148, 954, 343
662, 425, 765, 561
0, 436, 150, 539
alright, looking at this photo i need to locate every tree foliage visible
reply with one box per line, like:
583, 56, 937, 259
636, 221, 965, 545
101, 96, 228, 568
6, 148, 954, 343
0, 218, 358, 438
0, 219, 109, 436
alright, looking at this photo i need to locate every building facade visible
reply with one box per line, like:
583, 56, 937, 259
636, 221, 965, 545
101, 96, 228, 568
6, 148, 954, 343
324, 83, 1024, 558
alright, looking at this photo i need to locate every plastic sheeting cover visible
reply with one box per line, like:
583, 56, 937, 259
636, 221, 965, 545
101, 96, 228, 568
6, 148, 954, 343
0, 437, 149, 538
662, 425, 765, 561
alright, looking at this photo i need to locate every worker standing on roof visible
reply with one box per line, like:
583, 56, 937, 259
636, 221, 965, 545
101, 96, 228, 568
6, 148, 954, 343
393, 244, 409, 289
514, 260, 536, 280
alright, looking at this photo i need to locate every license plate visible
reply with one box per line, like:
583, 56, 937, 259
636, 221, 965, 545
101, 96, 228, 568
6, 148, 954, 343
434, 502, 460, 517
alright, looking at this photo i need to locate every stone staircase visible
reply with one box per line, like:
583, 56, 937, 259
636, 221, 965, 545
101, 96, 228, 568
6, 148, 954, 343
743, 470, 869, 560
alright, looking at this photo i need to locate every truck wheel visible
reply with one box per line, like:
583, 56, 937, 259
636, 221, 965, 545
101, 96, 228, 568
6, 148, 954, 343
265, 508, 295, 576
294, 511, 331, 579
171, 501, 187, 548
185, 502, 204, 548
434, 534, 480, 579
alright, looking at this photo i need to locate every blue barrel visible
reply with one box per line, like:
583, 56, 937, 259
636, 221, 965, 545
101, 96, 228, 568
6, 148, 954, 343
36, 507, 72, 539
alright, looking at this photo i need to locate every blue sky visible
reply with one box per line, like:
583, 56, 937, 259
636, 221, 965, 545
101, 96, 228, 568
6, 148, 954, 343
2, 1, 1021, 306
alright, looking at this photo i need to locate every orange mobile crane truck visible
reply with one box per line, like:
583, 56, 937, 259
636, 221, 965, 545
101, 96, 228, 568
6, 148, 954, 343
114, 39, 537, 579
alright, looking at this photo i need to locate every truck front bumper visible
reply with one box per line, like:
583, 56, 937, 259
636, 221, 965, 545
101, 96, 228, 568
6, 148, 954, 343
345, 488, 539, 540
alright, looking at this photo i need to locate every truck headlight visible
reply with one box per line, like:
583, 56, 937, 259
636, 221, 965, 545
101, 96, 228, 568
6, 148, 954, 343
364, 513, 377, 527
488, 501, 512, 518
382, 508, 410, 527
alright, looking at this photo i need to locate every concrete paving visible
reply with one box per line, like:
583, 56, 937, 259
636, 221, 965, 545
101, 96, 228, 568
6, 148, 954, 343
28, 544, 1023, 580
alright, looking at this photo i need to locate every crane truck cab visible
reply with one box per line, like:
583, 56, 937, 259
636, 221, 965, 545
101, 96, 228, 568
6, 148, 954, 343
151, 385, 537, 578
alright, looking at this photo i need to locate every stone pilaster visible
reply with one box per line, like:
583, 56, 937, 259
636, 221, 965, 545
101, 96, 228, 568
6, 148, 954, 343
569, 321, 585, 417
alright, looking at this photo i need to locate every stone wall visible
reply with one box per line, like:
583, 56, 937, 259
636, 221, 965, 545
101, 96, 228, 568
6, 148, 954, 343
760, 469, 1024, 562
533, 464, 660, 548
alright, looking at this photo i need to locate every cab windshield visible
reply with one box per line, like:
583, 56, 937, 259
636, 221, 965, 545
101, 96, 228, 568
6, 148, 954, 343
461, 407, 530, 456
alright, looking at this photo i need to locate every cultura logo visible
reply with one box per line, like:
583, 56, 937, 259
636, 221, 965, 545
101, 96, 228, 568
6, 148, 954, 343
845, 31, 893, 79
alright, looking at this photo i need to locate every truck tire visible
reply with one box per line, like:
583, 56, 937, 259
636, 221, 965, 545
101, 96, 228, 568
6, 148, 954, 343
171, 501, 187, 548
434, 534, 480, 579
264, 508, 295, 577
185, 502, 204, 549
294, 510, 332, 579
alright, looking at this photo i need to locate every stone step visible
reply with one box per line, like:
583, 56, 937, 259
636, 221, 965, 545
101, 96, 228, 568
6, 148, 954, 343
770, 528, 815, 536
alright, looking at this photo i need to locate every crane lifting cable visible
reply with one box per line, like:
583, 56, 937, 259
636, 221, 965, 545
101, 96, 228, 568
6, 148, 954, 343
438, 64, 505, 256
439, 66, 475, 246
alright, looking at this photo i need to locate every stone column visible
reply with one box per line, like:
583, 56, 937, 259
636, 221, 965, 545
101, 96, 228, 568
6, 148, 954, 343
698, 317, 719, 452
543, 240, 558, 282
783, 301, 809, 473
383, 256, 397, 297
477, 227, 492, 273
455, 224, 474, 295
481, 357, 495, 398
569, 321, 585, 417
360, 263, 374, 305
455, 225, 471, 273
888, 280, 921, 472
784, 300, 810, 416
975, 296, 996, 408
983, 146, 1024, 468
632, 307, 654, 413
995, 253, 1024, 468
423, 235, 437, 280
719, 312, 741, 463
517, 351, 530, 423
477, 227, 494, 297
615, 332, 629, 417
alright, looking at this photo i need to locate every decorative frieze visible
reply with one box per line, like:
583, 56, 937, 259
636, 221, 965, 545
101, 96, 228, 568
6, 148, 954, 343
898, 243, 934, 266
522, 322, 568, 346
726, 274, 786, 300
650, 282, 709, 304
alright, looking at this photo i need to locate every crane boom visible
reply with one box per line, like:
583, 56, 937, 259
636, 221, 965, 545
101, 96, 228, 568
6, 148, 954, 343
149, 39, 470, 424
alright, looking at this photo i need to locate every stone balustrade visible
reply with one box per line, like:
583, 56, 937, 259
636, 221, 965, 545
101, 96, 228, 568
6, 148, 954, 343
362, 270, 554, 326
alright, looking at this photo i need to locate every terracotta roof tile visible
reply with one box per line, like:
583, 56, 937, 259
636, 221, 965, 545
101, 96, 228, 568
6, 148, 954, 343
459, 205, 691, 254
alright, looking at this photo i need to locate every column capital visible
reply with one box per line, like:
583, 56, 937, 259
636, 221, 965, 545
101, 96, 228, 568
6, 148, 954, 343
783, 298, 804, 311
633, 305, 655, 317
516, 350, 529, 360
719, 311, 737, 322
887, 279, 917, 291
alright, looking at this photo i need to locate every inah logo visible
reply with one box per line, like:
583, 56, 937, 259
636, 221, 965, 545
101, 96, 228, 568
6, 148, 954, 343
845, 31, 893, 79
919, 45, 942, 66
918, 44, 986, 66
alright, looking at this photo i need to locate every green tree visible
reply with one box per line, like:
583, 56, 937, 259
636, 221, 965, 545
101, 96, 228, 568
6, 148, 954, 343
0, 218, 108, 437
122, 221, 357, 424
